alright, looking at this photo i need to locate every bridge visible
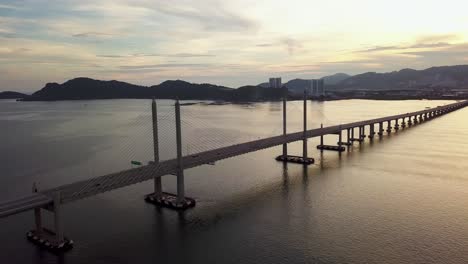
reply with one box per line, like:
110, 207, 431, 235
1, 96, 467, 251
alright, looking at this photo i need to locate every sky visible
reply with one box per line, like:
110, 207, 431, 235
1, 0, 468, 92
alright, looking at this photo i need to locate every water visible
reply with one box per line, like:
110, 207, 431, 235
1, 99, 468, 264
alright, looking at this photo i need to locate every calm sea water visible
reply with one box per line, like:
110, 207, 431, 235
1, 99, 468, 264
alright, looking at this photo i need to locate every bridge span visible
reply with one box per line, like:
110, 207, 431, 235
1, 98, 467, 251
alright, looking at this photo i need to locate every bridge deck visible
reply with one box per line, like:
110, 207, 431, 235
1, 101, 467, 216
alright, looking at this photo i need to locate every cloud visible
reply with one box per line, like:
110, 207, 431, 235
0, 4, 21, 10
72, 32, 116, 38
416, 34, 461, 43
119, 63, 212, 70
358, 42, 452, 53
254, 37, 304, 55
148, 1, 257, 32
256, 43, 274, 47
281, 37, 302, 55
97, 53, 215, 58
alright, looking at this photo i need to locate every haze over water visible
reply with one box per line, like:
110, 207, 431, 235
1, 99, 468, 264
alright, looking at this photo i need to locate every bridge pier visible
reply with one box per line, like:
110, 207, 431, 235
152, 99, 162, 198
318, 125, 346, 152
401, 117, 406, 128
349, 126, 363, 143
368, 124, 375, 139
320, 123, 324, 152
145, 99, 195, 210
27, 190, 73, 252
378, 122, 384, 136
386, 120, 392, 133
276, 90, 314, 165
347, 128, 351, 145
394, 119, 400, 131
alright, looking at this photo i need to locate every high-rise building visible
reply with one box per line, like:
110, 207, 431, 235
318, 79, 325, 96
269, 77, 282, 88
312, 79, 318, 96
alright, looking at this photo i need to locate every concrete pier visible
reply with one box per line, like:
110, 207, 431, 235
145, 99, 195, 210
302, 90, 308, 162
387, 120, 392, 133
276, 90, 313, 165
378, 122, 384, 136
360, 126, 366, 140
27, 190, 73, 252
368, 124, 375, 139
282, 94, 287, 158
320, 123, 324, 152
152, 99, 162, 198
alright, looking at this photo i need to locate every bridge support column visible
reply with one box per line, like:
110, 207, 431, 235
53, 192, 64, 244
302, 90, 308, 162
317, 124, 346, 153
27, 190, 73, 252
32, 183, 43, 237
347, 128, 351, 145
394, 119, 399, 131
275, 93, 313, 164
338, 126, 343, 147
145, 100, 195, 210
378, 122, 384, 136
386, 120, 392, 133
282, 94, 287, 158
360, 126, 366, 142
152, 99, 162, 198
368, 124, 375, 139
320, 123, 324, 152
402, 117, 406, 128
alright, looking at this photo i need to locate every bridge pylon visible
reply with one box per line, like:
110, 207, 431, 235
26, 188, 73, 252
145, 99, 195, 210
275, 89, 314, 165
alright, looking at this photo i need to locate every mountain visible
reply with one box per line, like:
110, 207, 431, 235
0, 91, 27, 99
332, 65, 468, 91
29, 78, 150, 100
23, 77, 287, 101
150, 80, 231, 100
322, 73, 350, 85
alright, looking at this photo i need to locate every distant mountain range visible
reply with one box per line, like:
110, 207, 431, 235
21, 78, 286, 101
329, 65, 468, 91
3, 65, 468, 101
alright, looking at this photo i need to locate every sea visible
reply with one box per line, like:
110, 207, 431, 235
1, 98, 468, 264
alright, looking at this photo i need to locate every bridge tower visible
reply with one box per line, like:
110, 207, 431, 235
26, 188, 74, 251
145, 99, 195, 210
275, 88, 314, 165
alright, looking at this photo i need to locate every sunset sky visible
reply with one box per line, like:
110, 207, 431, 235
1, 0, 468, 92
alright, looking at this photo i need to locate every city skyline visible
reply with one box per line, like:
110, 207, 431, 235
1, 0, 468, 92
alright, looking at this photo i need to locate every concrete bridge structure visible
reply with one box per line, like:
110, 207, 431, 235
1, 96, 467, 251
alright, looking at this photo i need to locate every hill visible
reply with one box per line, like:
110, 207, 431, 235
0, 91, 28, 99
22, 78, 287, 101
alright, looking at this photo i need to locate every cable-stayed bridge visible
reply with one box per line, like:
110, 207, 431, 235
1, 97, 467, 251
